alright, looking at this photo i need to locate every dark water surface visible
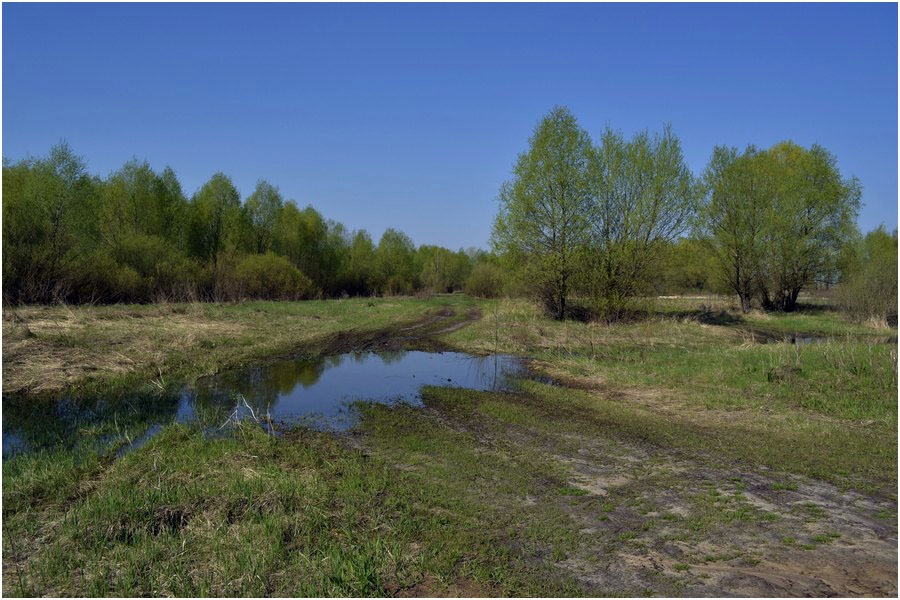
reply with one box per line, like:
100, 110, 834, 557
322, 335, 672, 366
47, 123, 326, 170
3, 351, 527, 458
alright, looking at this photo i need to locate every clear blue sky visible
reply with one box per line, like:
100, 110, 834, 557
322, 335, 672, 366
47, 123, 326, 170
3, 3, 897, 249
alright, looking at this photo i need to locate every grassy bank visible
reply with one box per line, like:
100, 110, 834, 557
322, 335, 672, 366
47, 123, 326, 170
447, 298, 897, 492
2, 296, 477, 398
3, 295, 897, 596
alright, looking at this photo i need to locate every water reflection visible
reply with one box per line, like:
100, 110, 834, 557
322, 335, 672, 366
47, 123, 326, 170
2, 390, 184, 459
3, 351, 527, 458
189, 351, 526, 429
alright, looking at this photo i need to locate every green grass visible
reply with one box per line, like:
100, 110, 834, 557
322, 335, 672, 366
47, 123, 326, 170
3, 423, 579, 597
444, 298, 897, 492
3, 294, 897, 596
448, 299, 896, 423
2, 296, 478, 398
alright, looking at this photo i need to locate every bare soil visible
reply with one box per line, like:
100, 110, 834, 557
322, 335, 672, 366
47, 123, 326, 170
405, 388, 898, 597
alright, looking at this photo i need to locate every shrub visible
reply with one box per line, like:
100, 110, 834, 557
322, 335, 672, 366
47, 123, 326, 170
464, 263, 504, 298
383, 274, 414, 296
151, 257, 205, 302
835, 227, 898, 326
114, 234, 204, 301
69, 250, 143, 303
234, 253, 317, 300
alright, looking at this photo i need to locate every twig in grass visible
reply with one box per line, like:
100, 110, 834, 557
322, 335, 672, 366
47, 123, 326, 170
219, 407, 240, 430
4, 521, 28, 596
150, 366, 166, 391
241, 395, 260, 423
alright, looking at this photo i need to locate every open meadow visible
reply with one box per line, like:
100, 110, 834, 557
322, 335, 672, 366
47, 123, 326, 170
2, 295, 896, 596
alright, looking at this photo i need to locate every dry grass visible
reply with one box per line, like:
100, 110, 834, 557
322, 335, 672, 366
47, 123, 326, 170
2, 298, 471, 396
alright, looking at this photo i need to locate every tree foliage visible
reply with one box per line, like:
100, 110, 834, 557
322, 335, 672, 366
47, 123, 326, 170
493, 108, 700, 319
835, 226, 898, 324
492, 106, 593, 319
587, 125, 700, 318
702, 142, 861, 312
2, 143, 97, 302
4, 125, 874, 317
2, 144, 492, 304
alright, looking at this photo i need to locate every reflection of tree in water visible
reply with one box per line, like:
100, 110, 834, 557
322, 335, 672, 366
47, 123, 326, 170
464, 355, 525, 392
3, 390, 184, 456
192, 355, 332, 416
377, 350, 408, 365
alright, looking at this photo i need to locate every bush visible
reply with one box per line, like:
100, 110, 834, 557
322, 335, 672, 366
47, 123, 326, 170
69, 250, 143, 303
835, 227, 897, 326
115, 234, 203, 301
383, 274, 414, 296
151, 257, 205, 302
464, 263, 504, 298
234, 253, 317, 300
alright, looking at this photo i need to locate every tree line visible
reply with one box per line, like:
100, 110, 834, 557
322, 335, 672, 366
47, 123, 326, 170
4, 112, 895, 326
493, 107, 891, 321
2, 143, 492, 304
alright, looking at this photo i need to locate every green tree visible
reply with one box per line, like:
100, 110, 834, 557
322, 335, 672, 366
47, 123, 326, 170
757, 142, 861, 311
835, 226, 897, 324
187, 173, 242, 267
320, 220, 352, 296
375, 228, 417, 295
2, 142, 96, 303
345, 229, 376, 295
274, 204, 328, 285
702, 142, 860, 312
95, 161, 191, 292
243, 179, 284, 254
587, 124, 700, 318
464, 262, 504, 298
234, 252, 317, 300
701, 146, 771, 312
417, 245, 471, 293
652, 238, 719, 295
492, 106, 593, 319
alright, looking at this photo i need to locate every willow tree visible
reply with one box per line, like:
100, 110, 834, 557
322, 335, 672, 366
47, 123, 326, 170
187, 173, 242, 267
243, 179, 284, 254
492, 106, 593, 319
587, 124, 699, 318
374, 228, 418, 295
757, 142, 861, 311
701, 146, 771, 312
2, 143, 96, 303
702, 142, 860, 312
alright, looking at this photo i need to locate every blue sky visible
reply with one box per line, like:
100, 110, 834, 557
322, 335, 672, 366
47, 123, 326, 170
3, 3, 897, 249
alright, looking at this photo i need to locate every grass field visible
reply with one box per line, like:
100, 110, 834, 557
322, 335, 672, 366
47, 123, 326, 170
2, 295, 897, 596
1, 296, 478, 397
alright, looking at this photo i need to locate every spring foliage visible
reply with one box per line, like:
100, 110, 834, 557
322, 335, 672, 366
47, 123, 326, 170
701, 143, 861, 312
3, 115, 883, 320
493, 108, 701, 319
2, 143, 487, 304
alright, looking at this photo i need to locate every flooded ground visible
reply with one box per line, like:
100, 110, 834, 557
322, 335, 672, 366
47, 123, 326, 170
740, 328, 898, 345
2, 351, 528, 457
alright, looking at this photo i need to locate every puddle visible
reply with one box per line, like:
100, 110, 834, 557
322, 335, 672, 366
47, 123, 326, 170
190, 350, 526, 430
741, 329, 897, 346
3, 351, 527, 458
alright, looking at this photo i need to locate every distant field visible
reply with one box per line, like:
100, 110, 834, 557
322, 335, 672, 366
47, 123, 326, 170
1, 296, 477, 397
3, 295, 896, 596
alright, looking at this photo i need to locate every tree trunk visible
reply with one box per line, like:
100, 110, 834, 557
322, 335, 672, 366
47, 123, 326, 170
783, 288, 801, 312
740, 294, 752, 313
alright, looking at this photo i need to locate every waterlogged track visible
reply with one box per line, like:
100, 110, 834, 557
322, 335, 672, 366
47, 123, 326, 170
317, 305, 482, 355
2, 298, 897, 596
2, 305, 503, 458
1, 298, 481, 397
365, 386, 897, 597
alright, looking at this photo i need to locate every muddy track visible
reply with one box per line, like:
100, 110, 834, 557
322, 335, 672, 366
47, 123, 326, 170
382, 389, 898, 597
317, 306, 482, 355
